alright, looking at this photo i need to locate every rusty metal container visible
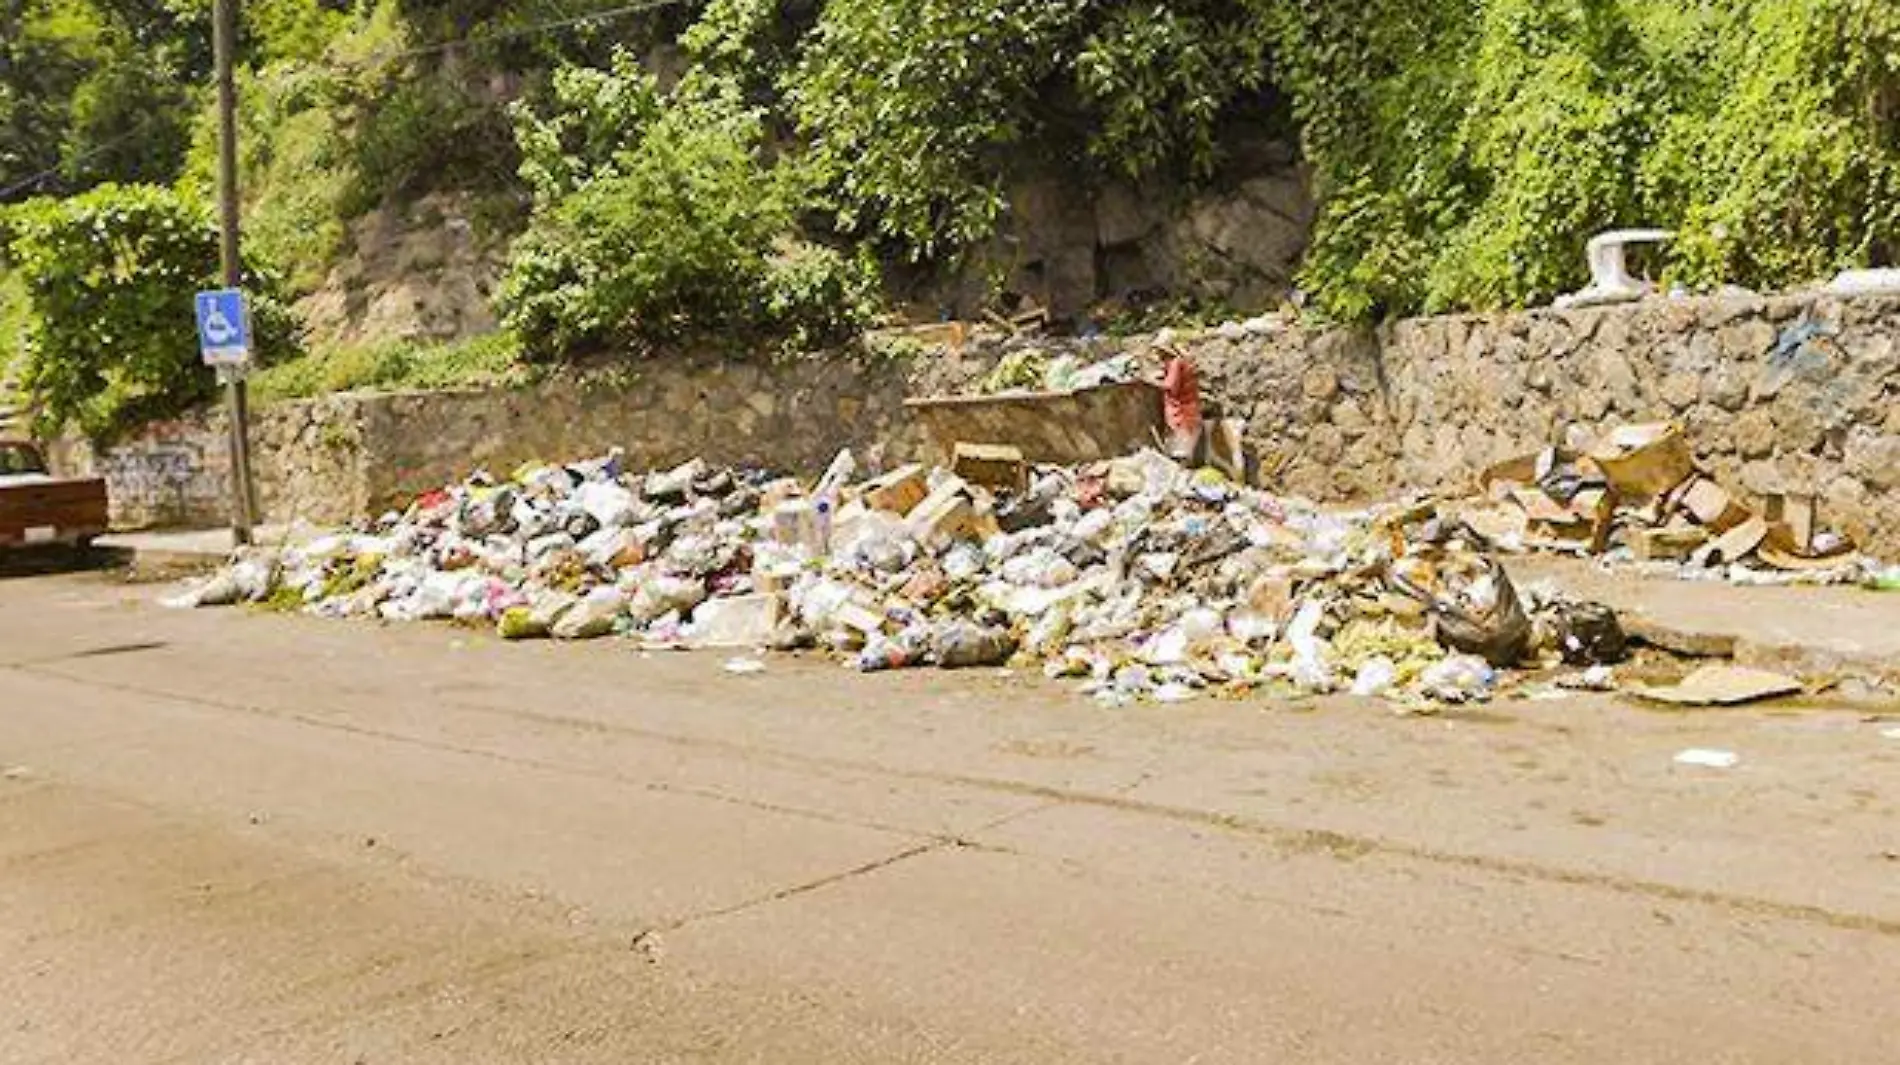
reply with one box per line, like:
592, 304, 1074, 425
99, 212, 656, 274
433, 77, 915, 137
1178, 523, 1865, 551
903, 381, 1164, 466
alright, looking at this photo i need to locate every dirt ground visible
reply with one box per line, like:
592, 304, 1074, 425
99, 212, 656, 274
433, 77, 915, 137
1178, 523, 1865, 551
2, 567, 1898, 1064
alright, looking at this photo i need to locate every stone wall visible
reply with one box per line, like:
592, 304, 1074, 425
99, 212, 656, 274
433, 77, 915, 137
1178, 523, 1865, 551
1378, 294, 1900, 546
915, 293, 1900, 545
83, 353, 927, 528
84, 293, 1900, 550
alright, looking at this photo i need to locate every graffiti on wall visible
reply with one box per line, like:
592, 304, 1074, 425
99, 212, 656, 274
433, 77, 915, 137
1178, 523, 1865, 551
96, 421, 226, 527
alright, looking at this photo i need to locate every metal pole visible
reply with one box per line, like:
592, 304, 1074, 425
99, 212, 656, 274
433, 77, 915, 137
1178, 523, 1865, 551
213, 0, 256, 546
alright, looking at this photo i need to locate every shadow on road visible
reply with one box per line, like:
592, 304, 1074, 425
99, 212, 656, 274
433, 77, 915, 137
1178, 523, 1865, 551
0, 546, 121, 581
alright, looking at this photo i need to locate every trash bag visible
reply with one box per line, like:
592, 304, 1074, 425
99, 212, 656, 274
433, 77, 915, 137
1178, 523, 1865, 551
856, 627, 928, 672
497, 606, 550, 640
1419, 655, 1495, 703
932, 622, 1018, 669
553, 588, 626, 640
230, 552, 280, 602
1538, 598, 1627, 666
1389, 557, 1534, 667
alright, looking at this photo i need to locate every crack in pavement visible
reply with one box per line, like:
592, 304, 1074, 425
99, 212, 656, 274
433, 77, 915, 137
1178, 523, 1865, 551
13, 658, 1900, 941
641, 838, 959, 939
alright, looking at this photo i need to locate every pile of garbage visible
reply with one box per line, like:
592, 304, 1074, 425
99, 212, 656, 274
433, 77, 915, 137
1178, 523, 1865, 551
980, 350, 1141, 395
171, 446, 1633, 708
1465, 422, 1865, 584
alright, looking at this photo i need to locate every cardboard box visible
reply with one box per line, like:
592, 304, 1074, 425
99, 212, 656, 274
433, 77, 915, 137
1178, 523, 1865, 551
1763, 493, 1816, 554
951, 443, 1028, 495
907, 478, 988, 545
860, 464, 929, 515
1590, 423, 1696, 499
1679, 477, 1749, 533
1630, 525, 1711, 562
1695, 516, 1769, 566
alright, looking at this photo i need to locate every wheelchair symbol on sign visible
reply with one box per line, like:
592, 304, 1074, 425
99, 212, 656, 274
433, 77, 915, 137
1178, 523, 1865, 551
203, 305, 238, 345
195, 289, 251, 367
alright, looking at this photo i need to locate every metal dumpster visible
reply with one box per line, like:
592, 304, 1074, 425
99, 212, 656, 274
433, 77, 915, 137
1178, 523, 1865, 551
904, 380, 1164, 466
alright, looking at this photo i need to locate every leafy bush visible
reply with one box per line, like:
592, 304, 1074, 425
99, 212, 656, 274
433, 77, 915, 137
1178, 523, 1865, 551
244, 0, 356, 64
1, 0, 204, 201
1075, 5, 1272, 181
0, 268, 29, 373
59, 46, 196, 189
1, 184, 298, 441
1640, 0, 1900, 289
499, 56, 881, 358
782, 0, 1279, 261
347, 71, 517, 214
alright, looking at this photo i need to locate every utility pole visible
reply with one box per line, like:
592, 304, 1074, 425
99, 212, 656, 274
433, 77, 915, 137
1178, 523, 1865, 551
213, 0, 257, 546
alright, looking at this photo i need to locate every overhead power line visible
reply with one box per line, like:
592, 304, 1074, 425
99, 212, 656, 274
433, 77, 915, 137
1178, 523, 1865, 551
335, 0, 695, 69
0, 118, 166, 202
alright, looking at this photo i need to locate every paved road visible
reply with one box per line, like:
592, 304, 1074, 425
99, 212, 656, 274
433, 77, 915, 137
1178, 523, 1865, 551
2, 569, 1897, 1063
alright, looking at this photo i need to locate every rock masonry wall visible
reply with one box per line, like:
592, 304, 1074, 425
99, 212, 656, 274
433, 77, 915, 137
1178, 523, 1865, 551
81, 355, 926, 528
1379, 294, 1900, 547
84, 294, 1900, 548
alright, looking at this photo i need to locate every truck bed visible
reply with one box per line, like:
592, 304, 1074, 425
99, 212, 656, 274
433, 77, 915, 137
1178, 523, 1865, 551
0, 475, 110, 548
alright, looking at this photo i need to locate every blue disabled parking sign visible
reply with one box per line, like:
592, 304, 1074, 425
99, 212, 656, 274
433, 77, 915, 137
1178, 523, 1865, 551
195, 288, 251, 366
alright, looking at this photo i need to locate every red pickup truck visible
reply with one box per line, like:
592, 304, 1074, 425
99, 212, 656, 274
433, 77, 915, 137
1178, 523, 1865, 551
0, 440, 109, 552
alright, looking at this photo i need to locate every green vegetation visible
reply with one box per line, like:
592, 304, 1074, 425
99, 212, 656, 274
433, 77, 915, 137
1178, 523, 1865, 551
2, 0, 1897, 432
499, 55, 880, 357
778, 0, 1275, 258
0, 269, 28, 369
1271, 0, 1900, 318
251, 331, 530, 401
503, 0, 1900, 328
0, 183, 297, 441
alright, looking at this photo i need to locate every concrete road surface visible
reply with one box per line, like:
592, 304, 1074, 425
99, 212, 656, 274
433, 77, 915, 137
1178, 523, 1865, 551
2, 569, 1897, 1063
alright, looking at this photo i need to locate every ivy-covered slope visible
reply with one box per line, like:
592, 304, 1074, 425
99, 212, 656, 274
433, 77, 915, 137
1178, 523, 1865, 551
2, 0, 1897, 429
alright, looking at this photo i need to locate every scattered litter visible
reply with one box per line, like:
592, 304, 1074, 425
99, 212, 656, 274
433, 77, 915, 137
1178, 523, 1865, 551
1555, 229, 1673, 309
178, 441, 1654, 707
1825, 267, 1900, 297
981, 350, 1139, 395
1673, 748, 1741, 770
1558, 665, 1617, 692
1866, 565, 1900, 592
1418, 655, 1496, 704
1630, 665, 1803, 707
1469, 419, 1866, 584
722, 657, 768, 676
1350, 657, 1399, 698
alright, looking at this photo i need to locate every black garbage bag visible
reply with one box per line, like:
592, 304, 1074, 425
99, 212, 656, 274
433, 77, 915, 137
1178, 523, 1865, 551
1538, 598, 1627, 666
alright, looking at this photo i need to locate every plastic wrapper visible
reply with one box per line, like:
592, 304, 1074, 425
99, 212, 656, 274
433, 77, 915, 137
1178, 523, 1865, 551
932, 622, 1017, 669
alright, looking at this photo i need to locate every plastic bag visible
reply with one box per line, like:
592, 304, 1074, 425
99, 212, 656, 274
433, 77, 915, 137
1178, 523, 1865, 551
1420, 655, 1495, 703
629, 575, 707, 623
932, 622, 1017, 669
1350, 656, 1399, 697
1286, 600, 1336, 692
1390, 557, 1533, 667
553, 587, 626, 640
1538, 598, 1627, 666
